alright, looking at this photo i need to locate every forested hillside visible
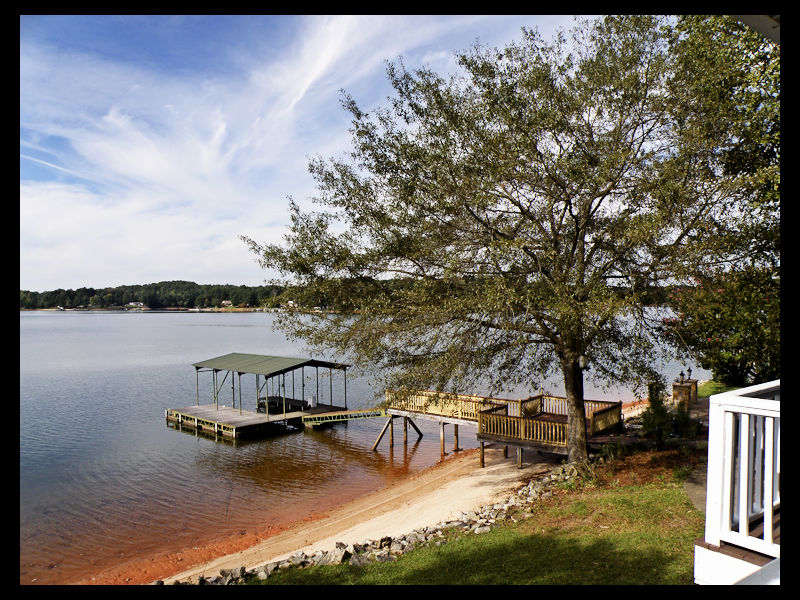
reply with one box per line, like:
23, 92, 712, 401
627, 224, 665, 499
20, 281, 283, 309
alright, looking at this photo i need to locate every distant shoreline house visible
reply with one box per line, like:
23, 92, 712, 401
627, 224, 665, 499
126, 302, 144, 308
221, 300, 233, 307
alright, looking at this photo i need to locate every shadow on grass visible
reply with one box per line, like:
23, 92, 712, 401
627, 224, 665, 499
392, 530, 685, 585
263, 527, 691, 585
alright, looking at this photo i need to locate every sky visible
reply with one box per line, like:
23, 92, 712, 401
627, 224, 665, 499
20, 14, 579, 293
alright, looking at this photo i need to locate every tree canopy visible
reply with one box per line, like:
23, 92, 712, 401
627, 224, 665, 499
243, 15, 778, 462
661, 267, 779, 387
659, 16, 780, 386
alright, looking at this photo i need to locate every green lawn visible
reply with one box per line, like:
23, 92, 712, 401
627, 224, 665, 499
697, 380, 740, 397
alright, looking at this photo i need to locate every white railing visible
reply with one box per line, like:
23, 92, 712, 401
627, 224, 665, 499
704, 380, 780, 558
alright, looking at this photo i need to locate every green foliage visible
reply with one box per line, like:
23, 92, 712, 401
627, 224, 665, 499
672, 402, 701, 439
696, 380, 738, 397
641, 381, 670, 438
668, 16, 779, 265
657, 16, 779, 388
19, 281, 284, 310
662, 267, 779, 386
599, 442, 626, 464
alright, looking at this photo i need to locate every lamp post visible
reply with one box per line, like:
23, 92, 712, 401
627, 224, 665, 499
679, 370, 685, 384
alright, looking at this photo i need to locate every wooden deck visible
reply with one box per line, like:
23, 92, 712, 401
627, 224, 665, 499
383, 389, 624, 461
165, 402, 346, 439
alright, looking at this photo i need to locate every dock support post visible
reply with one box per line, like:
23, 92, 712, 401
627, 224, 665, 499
238, 372, 242, 415
213, 370, 218, 409
480, 441, 485, 468
195, 368, 199, 406
517, 448, 523, 469
389, 416, 394, 449
403, 417, 408, 446
453, 424, 460, 452
344, 368, 347, 409
407, 418, 423, 440
372, 417, 393, 451
440, 422, 445, 460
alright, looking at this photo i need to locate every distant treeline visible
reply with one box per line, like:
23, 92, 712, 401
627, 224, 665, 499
21, 278, 673, 311
20, 280, 284, 310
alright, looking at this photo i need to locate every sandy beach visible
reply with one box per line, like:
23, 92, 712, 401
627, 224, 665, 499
161, 446, 566, 585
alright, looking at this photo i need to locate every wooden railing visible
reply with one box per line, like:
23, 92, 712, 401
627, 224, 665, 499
479, 404, 568, 447
480, 395, 621, 448
540, 395, 620, 420
589, 401, 623, 435
385, 389, 512, 421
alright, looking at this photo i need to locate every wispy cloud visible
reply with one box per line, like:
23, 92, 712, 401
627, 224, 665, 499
20, 15, 572, 292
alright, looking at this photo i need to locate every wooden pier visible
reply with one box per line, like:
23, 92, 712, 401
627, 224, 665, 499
166, 352, 351, 439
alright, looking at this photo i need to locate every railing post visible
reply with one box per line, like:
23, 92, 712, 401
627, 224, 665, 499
705, 403, 727, 546
763, 417, 775, 545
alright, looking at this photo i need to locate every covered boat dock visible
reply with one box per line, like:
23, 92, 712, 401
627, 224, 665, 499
165, 352, 350, 439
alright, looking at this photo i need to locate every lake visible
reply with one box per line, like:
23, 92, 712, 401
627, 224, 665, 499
19, 310, 705, 584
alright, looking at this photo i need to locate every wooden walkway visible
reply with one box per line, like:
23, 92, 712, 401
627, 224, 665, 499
302, 407, 387, 425
165, 403, 346, 439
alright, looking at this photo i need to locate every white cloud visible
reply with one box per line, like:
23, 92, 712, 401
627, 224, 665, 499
20, 15, 576, 292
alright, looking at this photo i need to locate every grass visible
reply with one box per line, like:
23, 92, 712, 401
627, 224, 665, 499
697, 380, 739, 397
249, 445, 707, 585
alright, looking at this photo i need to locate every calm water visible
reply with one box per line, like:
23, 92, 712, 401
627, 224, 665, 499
19, 310, 705, 585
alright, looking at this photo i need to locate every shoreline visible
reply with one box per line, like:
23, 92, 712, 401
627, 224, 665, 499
71, 403, 653, 585
57, 402, 686, 585
75, 447, 558, 585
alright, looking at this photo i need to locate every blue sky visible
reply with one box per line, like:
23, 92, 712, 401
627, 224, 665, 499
20, 14, 578, 292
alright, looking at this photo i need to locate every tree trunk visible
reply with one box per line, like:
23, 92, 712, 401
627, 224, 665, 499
562, 357, 589, 464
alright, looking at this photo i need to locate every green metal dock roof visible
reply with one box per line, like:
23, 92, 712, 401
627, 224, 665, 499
192, 352, 348, 377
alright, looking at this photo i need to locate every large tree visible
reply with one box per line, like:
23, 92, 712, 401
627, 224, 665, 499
243, 16, 749, 462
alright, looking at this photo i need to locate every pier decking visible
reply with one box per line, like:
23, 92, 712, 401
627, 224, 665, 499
166, 402, 346, 439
